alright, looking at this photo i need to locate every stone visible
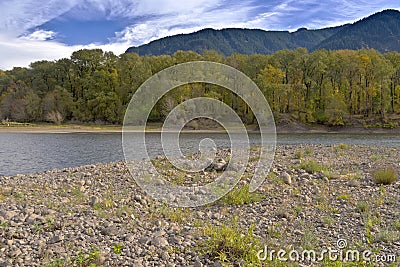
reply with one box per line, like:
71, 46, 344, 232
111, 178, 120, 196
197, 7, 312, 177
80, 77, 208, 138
194, 259, 203, 267
101, 225, 118, 236
125, 234, 136, 242
0, 211, 15, 220
48, 235, 64, 244
90, 196, 100, 207
152, 236, 169, 248
0, 260, 12, 267
280, 171, 292, 184
138, 237, 150, 245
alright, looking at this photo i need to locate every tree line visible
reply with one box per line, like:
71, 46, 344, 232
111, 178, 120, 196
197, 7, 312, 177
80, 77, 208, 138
0, 48, 399, 126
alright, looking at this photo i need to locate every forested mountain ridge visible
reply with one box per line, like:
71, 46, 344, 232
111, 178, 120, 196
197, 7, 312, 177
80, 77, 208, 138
126, 9, 400, 56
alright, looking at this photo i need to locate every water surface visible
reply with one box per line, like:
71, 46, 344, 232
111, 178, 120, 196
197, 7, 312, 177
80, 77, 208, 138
0, 132, 398, 176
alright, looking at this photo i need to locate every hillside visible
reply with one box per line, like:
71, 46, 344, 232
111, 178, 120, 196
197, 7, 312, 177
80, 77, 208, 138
126, 9, 400, 56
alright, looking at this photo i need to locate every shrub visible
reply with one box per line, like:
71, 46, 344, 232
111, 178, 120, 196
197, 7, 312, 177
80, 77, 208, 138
372, 167, 398, 185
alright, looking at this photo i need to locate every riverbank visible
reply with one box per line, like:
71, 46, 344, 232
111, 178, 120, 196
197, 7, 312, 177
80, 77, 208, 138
1, 122, 400, 134
0, 145, 399, 266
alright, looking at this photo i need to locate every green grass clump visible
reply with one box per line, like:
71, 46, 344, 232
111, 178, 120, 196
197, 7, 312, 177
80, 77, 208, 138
75, 247, 102, 267
356, 201, 370, 213
294, 150, 303, 159
299, 160, 327, 174
372, 167, 398, 185
394, 221, 400, 230
336, 143, 349, 149
220, 185, 264, 205
112, 243, 124, 255
198, 218, 261, 264
336, 194, 350, 201
305, 148, 313, 155
376, 228, 398, 243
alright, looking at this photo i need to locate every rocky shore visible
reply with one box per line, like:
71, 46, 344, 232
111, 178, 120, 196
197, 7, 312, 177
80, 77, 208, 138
0, 145, 399, 266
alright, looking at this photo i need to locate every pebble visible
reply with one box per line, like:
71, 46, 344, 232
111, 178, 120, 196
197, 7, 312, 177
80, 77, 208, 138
280, 171, 292, 184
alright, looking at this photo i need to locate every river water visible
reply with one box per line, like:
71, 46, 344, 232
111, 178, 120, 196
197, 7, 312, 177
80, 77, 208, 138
0, 132, 398, 176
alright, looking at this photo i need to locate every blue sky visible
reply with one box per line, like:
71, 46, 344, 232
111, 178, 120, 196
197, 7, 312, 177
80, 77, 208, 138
0, 0, 399, 69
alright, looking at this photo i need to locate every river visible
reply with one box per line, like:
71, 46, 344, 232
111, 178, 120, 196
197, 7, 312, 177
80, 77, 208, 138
0, 132, 399, 176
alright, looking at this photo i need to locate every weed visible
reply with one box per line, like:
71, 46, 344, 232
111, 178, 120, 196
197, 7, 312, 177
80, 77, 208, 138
336, 143, 349, 150
323, 216, 335, 227
323, 170, 339, 180
13, 192, 25, 199
43, 258, 67, 267
356, 201, 370, 213
171, 171, 186, 185
33, 222, 43, 233
71, 187, 85, 204
220, 184, 264, 205
394, 221, 400, 230
305, 148, 313, 155
293, 205, 303, 215
112, 243, 124, 255
159, 205, 191, 224
75, 247, 101, 267
301, 228, 318, 250
299, 160, 326, 174
330, 208, 340, 214
266, 223, 282, 239
294, 150, 303, 159
372, 167, 398, 185
193, 220, 204, 227
376, 228, 398, 243
337, 194, 350, 201
198, 218, 261, 265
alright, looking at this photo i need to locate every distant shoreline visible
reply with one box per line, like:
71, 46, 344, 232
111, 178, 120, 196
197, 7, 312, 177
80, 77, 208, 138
0, 123, 399, 134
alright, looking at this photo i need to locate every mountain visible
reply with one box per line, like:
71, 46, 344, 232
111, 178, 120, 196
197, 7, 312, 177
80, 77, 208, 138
313, 9, 400, 52
126, 9, 400, 56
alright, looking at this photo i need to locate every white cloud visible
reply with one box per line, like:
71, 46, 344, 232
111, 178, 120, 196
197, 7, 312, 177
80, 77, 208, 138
115, 1, 257, 46
21, 29, 57, 41
0, 0, 399, 70
0, 34, 130, 70
0, 0, 79, 35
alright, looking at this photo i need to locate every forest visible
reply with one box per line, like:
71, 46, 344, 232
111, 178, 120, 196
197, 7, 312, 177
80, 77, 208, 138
0, 48, 399, 127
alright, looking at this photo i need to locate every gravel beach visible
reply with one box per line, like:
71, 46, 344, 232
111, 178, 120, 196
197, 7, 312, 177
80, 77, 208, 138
0, 144, 399, 266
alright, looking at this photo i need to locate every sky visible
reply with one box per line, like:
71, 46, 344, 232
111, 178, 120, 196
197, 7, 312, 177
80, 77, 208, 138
0, 0, 399, 70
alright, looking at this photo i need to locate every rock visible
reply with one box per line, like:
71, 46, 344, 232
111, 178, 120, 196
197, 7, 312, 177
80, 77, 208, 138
194, 259, 203, 267
101, 226, 118, 236
153, 230, 166, 237
48, 235, 64, 244
125, 234, 136, 242
294, 229, 304, 235
0, 211, 15, 220
90, 196, 100, 207
25, 214, 45, 225
138, 237, 150, 245
0, 260, 12, 267
292, 159, 302, 165
152, 236, 169, 248
280, 171, 292, 184
300, 173, 310, 179
205, 159, 228, 172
